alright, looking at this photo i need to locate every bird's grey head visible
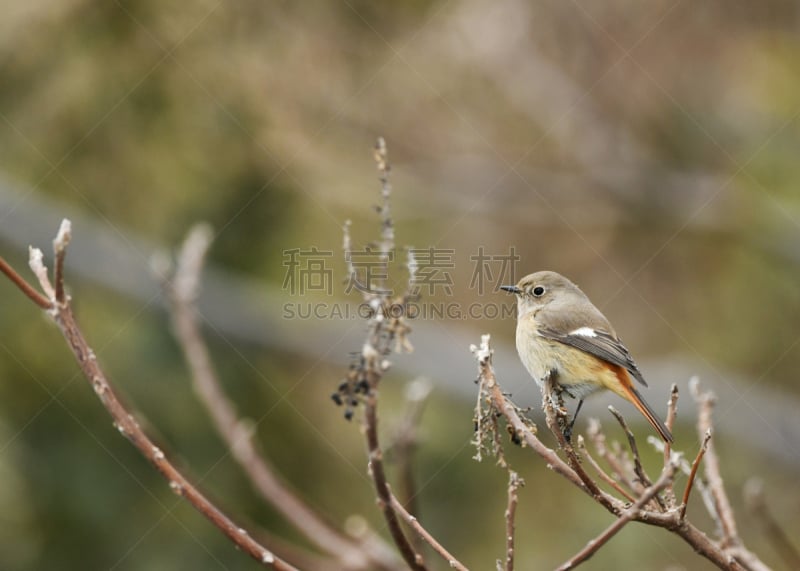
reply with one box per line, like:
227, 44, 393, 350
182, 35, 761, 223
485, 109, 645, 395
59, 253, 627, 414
500, 271, 585, 319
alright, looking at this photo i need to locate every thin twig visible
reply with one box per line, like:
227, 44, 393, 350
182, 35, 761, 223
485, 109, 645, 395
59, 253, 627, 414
608, 405, 664, 511
744, 478, 800, 570
680, 429, 711, 521
587, 420, 642, 498
691, 379, 739, 546
663, 384, 680, 507
0, 255, 52, 309
389, 492, 470, 571
542, 375, 611, 504
577, 435, 637, 503
168, 225, 399, 571
608, 406, 652, 489
364, 383, 428, 571
2, 228, 298, 570
52, 218, 71, 304
504, 471, 522, 571
555, 460, 677, 571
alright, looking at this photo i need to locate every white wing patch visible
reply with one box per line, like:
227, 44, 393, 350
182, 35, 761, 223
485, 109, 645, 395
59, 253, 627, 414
569, 327, 597, 337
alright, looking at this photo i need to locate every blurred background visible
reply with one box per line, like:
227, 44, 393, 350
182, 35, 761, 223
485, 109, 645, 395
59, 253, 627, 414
1, 1, 799, 569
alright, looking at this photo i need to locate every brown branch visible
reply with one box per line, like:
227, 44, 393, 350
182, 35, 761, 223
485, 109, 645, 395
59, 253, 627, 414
473, 336, 771, 571
471, 336, 622, 512
555, 460, 677, 571
663, 384, 680, 506
691, 379, 739, 547
52, 218, 71, 304
577, 435, 637, 503
541, 374, 614, 506
167, 225, 399, 571
587, 420, 643, 498
608, 406, 664, 512
608, 406, 652, 489
0, 227, 299, 570
388, 492, 469, 571
0, 255, 52, 309
744, 478, 800, 570
364, 383, 428, 571
335, 138, 430, 571
681, 429, 711, 520
503, 471, 522, 571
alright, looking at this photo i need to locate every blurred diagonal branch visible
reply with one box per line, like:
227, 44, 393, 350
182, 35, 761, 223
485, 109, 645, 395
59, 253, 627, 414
0, 221, 298, 571
165, 223, 402, 571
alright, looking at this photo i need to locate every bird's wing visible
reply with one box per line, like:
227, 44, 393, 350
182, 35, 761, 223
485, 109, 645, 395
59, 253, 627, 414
538, 326, 648, 387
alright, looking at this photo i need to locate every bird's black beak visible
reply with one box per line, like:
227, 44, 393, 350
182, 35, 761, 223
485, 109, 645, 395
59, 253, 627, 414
500, 285, 521, 294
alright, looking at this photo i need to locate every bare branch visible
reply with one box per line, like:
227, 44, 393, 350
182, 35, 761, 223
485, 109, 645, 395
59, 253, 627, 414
335, 138, 432, 571
556, 460, 677, 571
503, 471, 523, 571
473, 336, 770, 571
587, 419, 642, 498
608, 406, 653, 489
577, 435, 637, 503
663, 384, 680, 506
690, 378, 739, 546
389, 492, 469, 571
471, 335, 622, 512
52, 218, 71, 304
364, 381, 428, 571
167, 224, 399, 571
0, 255, 52, 309
541, 375, 614, 506
681, 429, 711, 521
28, 246, 56, 302
2, 226, 299, 570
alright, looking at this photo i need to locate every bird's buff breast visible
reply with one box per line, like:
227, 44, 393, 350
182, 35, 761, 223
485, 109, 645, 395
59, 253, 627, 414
515, 319, 607, 399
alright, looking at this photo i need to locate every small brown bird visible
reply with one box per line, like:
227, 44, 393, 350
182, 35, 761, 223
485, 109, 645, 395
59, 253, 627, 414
502, 271, 672, 442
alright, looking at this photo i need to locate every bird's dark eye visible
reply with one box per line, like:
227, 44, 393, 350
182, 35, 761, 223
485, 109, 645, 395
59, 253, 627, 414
533, 286, 545, 297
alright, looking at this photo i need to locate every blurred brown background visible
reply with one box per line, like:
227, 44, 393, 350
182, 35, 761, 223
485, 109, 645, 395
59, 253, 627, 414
1, 1, 799, 569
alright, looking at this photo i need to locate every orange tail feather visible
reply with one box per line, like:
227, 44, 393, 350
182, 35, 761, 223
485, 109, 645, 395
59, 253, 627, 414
613, 367, 673, 443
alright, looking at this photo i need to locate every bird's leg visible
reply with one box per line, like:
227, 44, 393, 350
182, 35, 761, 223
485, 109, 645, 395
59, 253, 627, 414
564, 399, 584, 443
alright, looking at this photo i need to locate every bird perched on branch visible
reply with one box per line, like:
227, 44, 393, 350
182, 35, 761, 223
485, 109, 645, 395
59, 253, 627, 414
502, 271, 672, 442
